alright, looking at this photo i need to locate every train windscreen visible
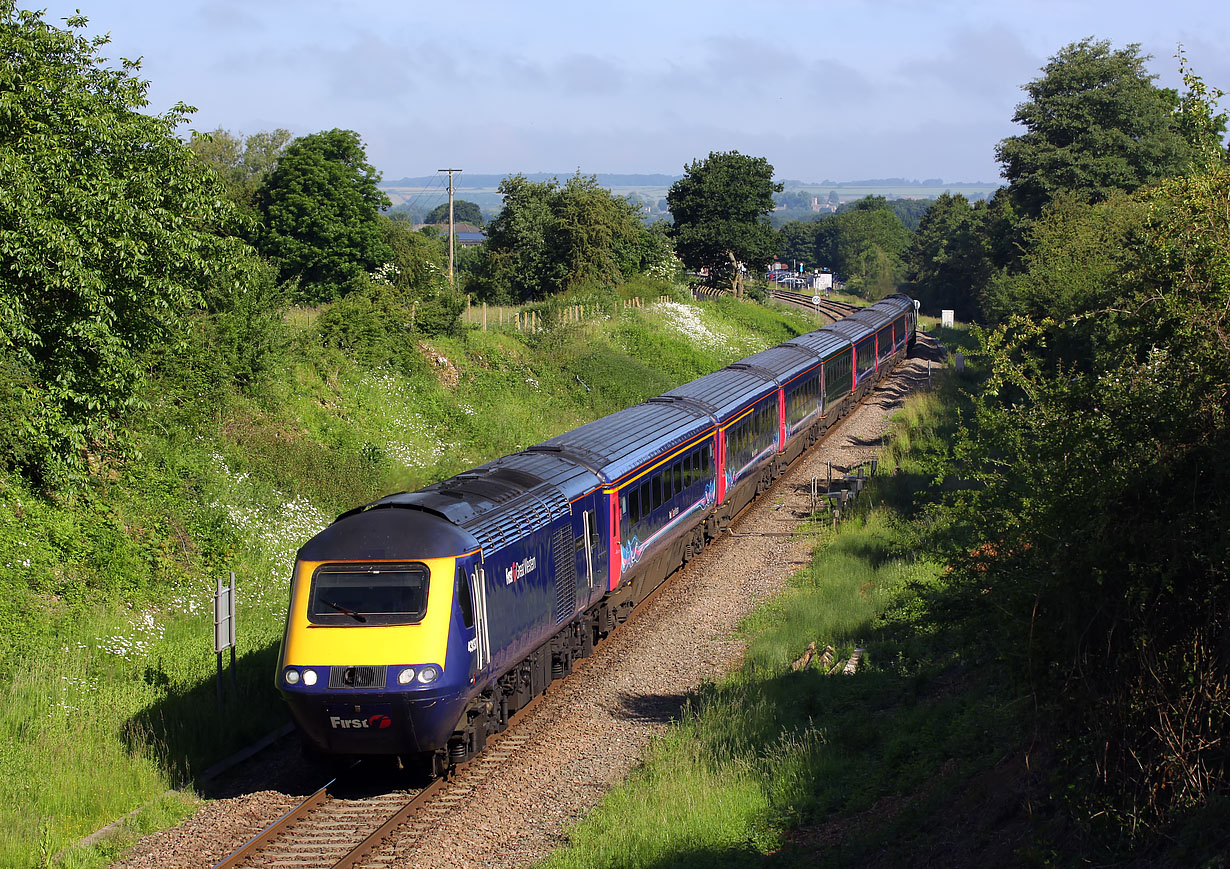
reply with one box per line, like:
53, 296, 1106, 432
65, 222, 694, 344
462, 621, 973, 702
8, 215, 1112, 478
308, 562, 430, 626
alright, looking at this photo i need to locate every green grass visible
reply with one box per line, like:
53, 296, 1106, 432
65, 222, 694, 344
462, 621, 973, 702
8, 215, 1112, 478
541, 360, 1023, 869
543, 509, 968, 869
1, 290, 811, 867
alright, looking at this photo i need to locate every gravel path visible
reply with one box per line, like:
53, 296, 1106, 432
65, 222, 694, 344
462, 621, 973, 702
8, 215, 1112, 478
109, 337, 941, 869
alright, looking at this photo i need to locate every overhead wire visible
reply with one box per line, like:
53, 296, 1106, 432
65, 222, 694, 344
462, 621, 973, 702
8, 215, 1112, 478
392, 172, 458, 222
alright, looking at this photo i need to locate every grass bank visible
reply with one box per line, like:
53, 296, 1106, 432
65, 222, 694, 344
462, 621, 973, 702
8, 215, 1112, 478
1, 288, 815, 868
540, 341, 1029, 868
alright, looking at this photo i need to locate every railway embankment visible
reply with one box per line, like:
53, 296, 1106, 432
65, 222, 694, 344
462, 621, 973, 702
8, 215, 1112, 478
109, 328, 999, 869
2, 288, 821, 867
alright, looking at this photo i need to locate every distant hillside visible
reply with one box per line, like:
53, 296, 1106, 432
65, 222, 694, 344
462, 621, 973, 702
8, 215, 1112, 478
379, 173, 1003, 221
382, 173, 998, 191
779, 177, 1000, 188
384, 172, 681, 189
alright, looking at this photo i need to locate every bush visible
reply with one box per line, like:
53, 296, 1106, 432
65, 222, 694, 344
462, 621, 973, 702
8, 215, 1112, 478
313, 278, 426, 377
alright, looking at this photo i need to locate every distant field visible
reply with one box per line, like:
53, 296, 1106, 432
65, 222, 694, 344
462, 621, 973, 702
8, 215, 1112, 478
380, 176, 1004, 214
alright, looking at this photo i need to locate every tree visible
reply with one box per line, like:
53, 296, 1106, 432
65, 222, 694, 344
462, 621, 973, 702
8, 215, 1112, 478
478, 175, 558, 303
945, 161, 1230, 835
378, 216, 463, 336
904, 193, 991, 320
996, 39, 1196, 220
837, 195, 934, 231
424, 200, 483, 226
814, 197, 911, 299
666, 151, 782, 296
0, 2, 251, 483
476, 173, 646, 303
777, 220, 821, 268
553, 173, 645, 289
252, 129, 392, 303
187, 127, 292, 207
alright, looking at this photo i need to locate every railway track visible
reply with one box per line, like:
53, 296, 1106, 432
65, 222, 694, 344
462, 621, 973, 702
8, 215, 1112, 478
214, 566, 687, 869
768, 288, 860, 322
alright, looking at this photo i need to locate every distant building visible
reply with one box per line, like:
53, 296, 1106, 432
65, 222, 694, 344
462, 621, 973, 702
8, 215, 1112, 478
413, 222, 488, 246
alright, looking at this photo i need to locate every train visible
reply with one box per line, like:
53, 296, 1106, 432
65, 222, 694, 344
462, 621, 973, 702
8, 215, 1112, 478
276, 293, 918, 773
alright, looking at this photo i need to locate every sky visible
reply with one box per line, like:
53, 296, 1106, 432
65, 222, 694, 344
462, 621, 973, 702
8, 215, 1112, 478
29, 0, 1230, 186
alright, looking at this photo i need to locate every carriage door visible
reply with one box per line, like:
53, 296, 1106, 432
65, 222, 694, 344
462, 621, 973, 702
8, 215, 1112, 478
577, 499, 607, 598
464, 566, 491, 675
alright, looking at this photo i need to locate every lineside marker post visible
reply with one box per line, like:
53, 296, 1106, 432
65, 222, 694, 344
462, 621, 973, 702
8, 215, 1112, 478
214, 571, 237, 715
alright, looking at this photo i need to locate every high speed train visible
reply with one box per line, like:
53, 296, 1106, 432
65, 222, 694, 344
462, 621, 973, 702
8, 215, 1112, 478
277, 293, 918, 773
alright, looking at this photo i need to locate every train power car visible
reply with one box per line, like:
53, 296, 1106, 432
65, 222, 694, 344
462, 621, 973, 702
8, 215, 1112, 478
276, 294, 918, 772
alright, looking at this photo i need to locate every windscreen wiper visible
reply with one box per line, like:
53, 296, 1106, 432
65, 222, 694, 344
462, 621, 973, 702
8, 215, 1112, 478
322, 599, 368, 622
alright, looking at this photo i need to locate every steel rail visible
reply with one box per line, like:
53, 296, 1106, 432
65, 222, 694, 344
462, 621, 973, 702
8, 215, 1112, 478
213, 777, 335, 869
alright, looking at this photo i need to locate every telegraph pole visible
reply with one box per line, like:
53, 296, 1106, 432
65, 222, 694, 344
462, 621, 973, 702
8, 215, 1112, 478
437, 168, 462, 287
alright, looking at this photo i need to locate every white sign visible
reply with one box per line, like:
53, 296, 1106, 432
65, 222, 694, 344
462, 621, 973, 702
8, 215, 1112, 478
214, 573, 236, 653
812, 295, 822, 306
942, 309, 955, 328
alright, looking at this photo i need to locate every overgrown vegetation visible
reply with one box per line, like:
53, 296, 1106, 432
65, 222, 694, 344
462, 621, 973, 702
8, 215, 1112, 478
542, 358, 1032, 868
0, 280, 811, 865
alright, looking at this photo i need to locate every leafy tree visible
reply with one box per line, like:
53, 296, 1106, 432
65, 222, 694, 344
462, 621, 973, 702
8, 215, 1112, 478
667, 151, 782, 296
477, 175, 559, 303
905, 193, 990, 320
942, 148, 1230, 840
777, 219, 821, 268
1175, 48, 1230, 165
979, 192, 1147, 324
378, 216, 463, 337
837, 195, 934, 231
995, 39, 1200, 220
252, 128, 392, 303
187, 127, 292, 207
814, 197, 911, 299
0, 2, 252, 483
424, 199, 483, 226
476, 173, 646, 303
553, 173, 645, 289
381, 216, 446, 293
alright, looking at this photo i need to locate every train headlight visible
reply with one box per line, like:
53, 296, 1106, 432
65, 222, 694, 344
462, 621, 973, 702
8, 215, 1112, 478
302, 669, 318, 686
397, 667, 416, 685
416, 665, 440, 684
284, 669, 300, 685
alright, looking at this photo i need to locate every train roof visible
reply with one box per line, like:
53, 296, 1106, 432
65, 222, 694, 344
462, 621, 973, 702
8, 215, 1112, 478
538, 400, 712, 489
298, 504, 479, 561
729, 343, 823, 388
346, 454, 588, 554
869, 294, 915, 318
841, 307, 894, 332
786, 328, 850, 359
659, 365, 777, 424
822, 318, 875, 343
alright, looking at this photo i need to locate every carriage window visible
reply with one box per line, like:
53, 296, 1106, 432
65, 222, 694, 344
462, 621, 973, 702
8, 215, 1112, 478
652, 474, 663, 510
673, 461, 682, 494
456, 569, 475, 629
